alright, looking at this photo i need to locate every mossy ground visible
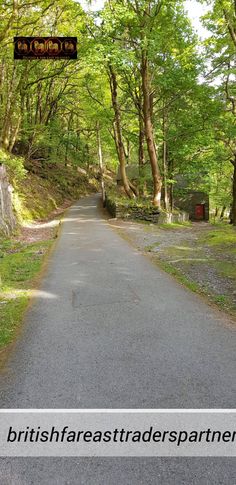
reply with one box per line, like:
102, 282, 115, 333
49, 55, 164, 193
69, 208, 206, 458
0, 238, 54, 349
14, 168, 97, 223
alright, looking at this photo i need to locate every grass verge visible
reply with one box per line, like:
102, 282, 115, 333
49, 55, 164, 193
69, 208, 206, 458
199, 225, 236, 247
149, 252, 235, 316
153, 259, 200, 293
111, 220, 236, 318
0, 237, 55, 350
148, 246, 236, 317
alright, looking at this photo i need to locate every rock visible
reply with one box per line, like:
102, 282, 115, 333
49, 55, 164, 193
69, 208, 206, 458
0, 163, 17, 235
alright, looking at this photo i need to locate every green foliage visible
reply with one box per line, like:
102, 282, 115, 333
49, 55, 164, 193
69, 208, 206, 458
0, 0, 234, 218
0, 149, 26, 182
0, 239, 53, 348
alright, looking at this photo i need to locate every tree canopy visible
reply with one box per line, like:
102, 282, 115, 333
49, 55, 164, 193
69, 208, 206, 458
0, 0, 235, 222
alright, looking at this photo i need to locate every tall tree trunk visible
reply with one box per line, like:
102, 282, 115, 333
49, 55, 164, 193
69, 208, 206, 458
85, 143, 90, 176
0, 59, 5, 105
170, 182, 174, 212
26, 92, 30, 124
138, 110, 145, 169
35, 82, 43, 125
141, 51, 162, 207
65, 112, 73, 166
162, 107, 169, 210
1, 65, 17, 149
220, 205, 226, 220
138, 109, 147, 196
8, 116, 21, 152
167, 158, 174, 211
231, 159, 236, 225
126, 138, 130, 164
108, 64, 135, 198
96, 121, 105, 206
163, 137, 168, 210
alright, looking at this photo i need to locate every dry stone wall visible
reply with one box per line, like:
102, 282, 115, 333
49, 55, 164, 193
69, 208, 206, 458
105, 193, 189, 224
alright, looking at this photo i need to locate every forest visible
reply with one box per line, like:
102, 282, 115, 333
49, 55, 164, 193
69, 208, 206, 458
1, 3, 236, 481
0, 0, 235, 224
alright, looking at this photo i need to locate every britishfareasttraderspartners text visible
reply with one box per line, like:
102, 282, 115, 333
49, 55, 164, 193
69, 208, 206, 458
7, 427, 236, 447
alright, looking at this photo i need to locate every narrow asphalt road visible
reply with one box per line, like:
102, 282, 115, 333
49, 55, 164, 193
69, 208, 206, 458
0, 194, 235, 484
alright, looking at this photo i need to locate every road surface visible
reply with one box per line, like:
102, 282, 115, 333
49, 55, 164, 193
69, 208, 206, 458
0, 194, 235, 483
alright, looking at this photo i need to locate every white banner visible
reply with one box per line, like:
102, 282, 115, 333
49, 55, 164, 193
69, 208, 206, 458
0, 410, 235, 457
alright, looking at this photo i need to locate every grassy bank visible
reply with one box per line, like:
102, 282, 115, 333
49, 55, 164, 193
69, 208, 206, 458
14, 167, 97, 222
1, 147, 98, 224
0, 149, 99, 352
0, 237, 55, 350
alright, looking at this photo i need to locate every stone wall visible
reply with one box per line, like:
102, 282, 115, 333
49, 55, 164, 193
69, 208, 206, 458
0, 164, 17, 235
105, 193, 189, 224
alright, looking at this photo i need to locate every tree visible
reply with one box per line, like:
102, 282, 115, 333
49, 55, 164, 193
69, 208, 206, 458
200, 0, 236, 223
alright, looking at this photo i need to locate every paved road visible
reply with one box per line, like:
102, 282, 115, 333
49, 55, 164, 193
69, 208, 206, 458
0, 194, 235, 483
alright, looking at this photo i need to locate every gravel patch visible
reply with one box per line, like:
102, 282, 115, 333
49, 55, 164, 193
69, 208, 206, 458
109, 219, 236, 315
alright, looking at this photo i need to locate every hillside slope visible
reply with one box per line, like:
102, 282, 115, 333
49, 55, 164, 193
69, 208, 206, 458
0, 150, 99, 355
